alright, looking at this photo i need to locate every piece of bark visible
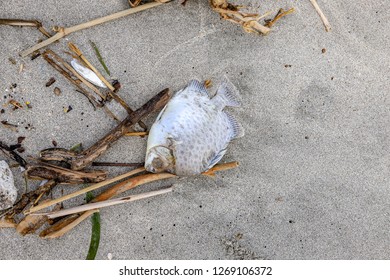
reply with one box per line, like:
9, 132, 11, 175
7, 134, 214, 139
0, 141, 28, 168
70, 88, 170, 170
39, 148, 78, 163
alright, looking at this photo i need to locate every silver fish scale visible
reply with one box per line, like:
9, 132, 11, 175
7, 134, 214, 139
169, 91, 232, 175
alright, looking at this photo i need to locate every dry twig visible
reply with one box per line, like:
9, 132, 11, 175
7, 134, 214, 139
42, 187, 173, 218
25, 167, 145, 214
309, 0, 331, 32
0, 18, 51, 37
20, 1, 171, 57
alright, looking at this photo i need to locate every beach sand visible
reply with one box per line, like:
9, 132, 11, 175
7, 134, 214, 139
0, 0, 389, 259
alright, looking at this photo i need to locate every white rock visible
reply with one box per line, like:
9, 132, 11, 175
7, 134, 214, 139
0, 160, 17, 210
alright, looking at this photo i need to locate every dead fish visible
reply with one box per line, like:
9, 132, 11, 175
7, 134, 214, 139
70, 59, 107, 88
145, 77, 244, 176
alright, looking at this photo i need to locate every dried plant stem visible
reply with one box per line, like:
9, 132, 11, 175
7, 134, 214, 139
265, 8, 295, 28
20, 2, 169, 57
309, 0, 331, 32
25, 167, 145, 214
43, 51, 102, 106
47, 49, 107, 100
68, 43, 115, 92
43, 187, 173, 219
0, 217, 16, 228
68, 43, 146, 130
38, 161, 239, 238
125, 132, 148, 136
92, 162, 144, 167
0, 18, 51, 37
42, 210, 99, 239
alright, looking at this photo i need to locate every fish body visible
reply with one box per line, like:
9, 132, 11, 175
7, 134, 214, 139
145, 77, 244, 176
70, 59, 107, 88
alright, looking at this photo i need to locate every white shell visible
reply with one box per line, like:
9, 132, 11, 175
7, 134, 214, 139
0, 160, 17, 210
71, 59, 107, 88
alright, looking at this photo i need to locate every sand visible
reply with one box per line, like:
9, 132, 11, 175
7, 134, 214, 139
0, 0, 389, 259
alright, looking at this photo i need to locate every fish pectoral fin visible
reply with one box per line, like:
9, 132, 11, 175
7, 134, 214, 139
206, 148, 227, 170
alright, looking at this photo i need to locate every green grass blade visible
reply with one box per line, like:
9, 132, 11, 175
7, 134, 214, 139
86, 191, 101, 260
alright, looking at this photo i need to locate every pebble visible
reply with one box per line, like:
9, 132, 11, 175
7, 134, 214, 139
0, 160, 17, 210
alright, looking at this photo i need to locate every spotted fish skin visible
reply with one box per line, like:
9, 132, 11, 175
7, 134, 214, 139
145, 77, 244, 176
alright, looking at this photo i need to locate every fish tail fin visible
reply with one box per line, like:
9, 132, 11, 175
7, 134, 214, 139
224, 111, 245, 140
212, 76, 241, 108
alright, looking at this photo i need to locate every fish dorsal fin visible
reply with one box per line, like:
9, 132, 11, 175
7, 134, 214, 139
224, 111, 245, 140
212, 76, 241, 109
186, 80, 209, 96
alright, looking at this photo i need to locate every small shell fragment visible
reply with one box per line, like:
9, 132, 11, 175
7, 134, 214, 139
70, 59, 107, 88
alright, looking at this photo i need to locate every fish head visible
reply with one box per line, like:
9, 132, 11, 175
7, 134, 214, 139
145, 145, 175, 174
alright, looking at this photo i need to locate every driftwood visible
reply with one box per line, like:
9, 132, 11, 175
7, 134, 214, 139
26, 163, 107, 184
70, 88, 170, 170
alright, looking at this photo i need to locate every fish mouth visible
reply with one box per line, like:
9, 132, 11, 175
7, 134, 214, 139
145, 146, 175, 173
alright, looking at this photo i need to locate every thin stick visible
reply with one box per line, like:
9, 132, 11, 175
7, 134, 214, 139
309, 0, 331, 32
92, 162, 144, 167
20, 2, 169, 57
0, 18, 51, 37
41, 187, 173, 218
24, 167, 145, 214
125, 132, 148, 136
264, 8, 295, 28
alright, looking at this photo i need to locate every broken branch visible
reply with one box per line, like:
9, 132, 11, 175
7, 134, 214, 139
70, 88, 170, 170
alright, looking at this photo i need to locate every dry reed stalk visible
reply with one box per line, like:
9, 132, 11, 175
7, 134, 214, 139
20, 1, 170, 57
42, 187, 173, 218
38, 162, 239, 238
25, 167, 145, 214
0, 18, 51, 37
309, 0, 331, 32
